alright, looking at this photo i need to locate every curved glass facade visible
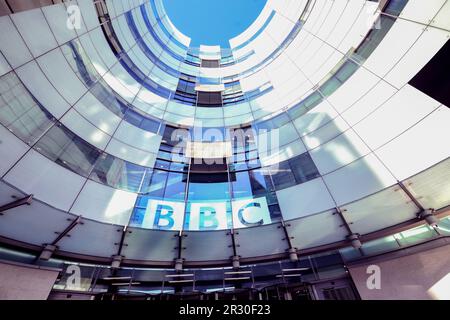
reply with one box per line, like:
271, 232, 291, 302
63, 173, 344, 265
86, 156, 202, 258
0, 0, 449, 273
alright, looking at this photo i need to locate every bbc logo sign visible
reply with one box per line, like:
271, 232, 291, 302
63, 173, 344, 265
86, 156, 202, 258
136, 197, 272, 231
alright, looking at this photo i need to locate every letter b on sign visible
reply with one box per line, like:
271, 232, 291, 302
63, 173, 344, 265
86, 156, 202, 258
153, 204, 175, 230
199, 207, 219, 230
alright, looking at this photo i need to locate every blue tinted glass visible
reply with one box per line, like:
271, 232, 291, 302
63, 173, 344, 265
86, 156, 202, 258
188, 173, 230, 201
384, 0, 409, 16
141, 169, 168, 197
231, 171, 253, 198
90, 154, 145, 192
164, 172, 188, 200
90, 81, 128, 117
116, 161, 146, 192
35, 124, 100, 177
249, 169, 274, 194
269, 162, 296, 190
289, 152, 320, 184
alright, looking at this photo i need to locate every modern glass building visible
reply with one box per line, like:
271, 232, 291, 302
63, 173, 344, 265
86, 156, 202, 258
0, 0, 449, 301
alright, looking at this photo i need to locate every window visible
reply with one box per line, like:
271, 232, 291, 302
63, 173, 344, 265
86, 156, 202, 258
269, 161, 296, 190
245, 83, 273, 100
123, 109, 160, 134
383, 0, 409, 16
90, 80, 128, 117
334, 60, 358, 83
319, 59, 359, 98
354, 15, 395, 62
90, 154, 146, 192
0, 72, 53, 145
256, 113, 290, 131
63, 41, 99, 88
289, 152, 320, 184
231, 170, 253, 198
188, 173, 230, 201
201, 59, 220, 68
249, 169, 275, 195
197, 91, 223, 107
35, 124, 100, 177
164, 172, 188, 200
288, 91, 323, 120
268, 204, 282, 221
176, 79, 197, 95
141, 169, 168, 197
268, 153, 320, 191
162, 125, 190, 147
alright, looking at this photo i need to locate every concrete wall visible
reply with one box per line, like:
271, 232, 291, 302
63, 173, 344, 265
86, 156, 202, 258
0, 260, 60, 300
348, 242, 450, 300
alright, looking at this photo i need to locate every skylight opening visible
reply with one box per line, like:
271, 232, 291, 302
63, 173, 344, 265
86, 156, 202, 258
162, 0, 268, 48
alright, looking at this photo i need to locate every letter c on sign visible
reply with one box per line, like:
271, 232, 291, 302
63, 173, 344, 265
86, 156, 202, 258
238, 202, 264, 227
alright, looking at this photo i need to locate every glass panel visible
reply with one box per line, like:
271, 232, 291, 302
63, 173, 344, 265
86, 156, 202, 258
164, 171, 188, 200
394, 225, 438, 246
312, 252, 347, 280
34, 124, 100, 177
197, 91, 223, 107
201, 59, 220, 68
319, 77, 341, 97
141, 169, 168, 197
0, 72, 53, 144
384, 0, 409, 16
269, 161, 296, 190
230, 170, 253, 198
289, 152, 321, 184
188, 172, 230, 201
334, 60, 358, 83
438, 217, 450, 235
250, 168, 275, 195
288, 91, 323, 120
90, 153, 145, 192
62, 40, 100, 88
360, 236, 400, 256
89, 80, 127, 116
354, 15, 395, 61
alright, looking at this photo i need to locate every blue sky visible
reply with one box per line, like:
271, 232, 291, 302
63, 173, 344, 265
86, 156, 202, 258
162, 0, 267, 47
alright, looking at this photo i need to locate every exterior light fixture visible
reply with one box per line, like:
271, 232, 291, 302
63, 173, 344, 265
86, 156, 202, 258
111, 255, 123, 269
174, 258, 184, 272
347, 233, 362, 249
288, 248, 299, 262
39, 244, 57, 261
420, 209, 438, 227
231, 255, 240, 269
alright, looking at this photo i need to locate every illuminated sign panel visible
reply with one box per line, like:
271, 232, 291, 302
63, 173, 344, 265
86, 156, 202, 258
141, 200, 185, 231
134, 197, 272, 231
188, 202, 229, 230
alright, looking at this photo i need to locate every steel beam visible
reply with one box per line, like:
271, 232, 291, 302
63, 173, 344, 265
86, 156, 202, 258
0, 195, 33, 214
